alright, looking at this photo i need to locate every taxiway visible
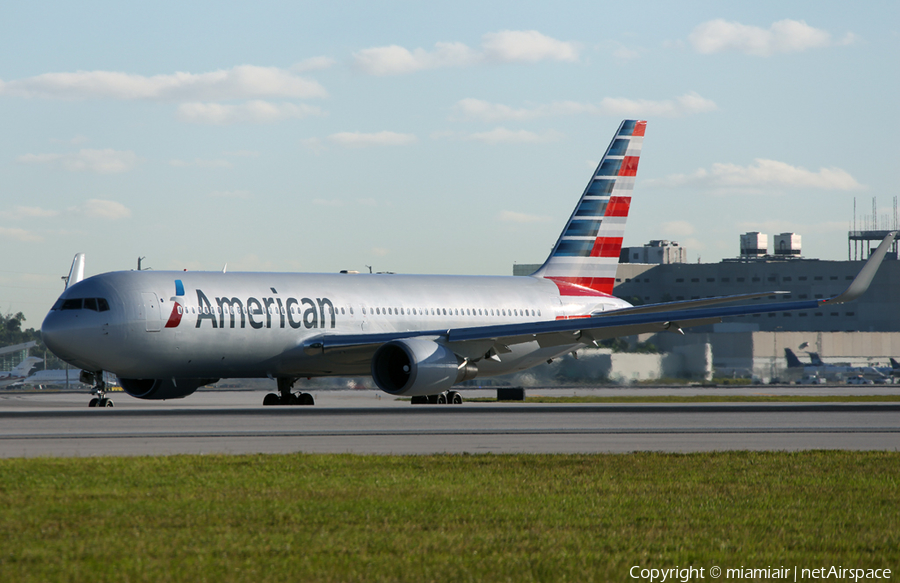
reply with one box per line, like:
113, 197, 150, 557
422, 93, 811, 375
1, 388, 899, 457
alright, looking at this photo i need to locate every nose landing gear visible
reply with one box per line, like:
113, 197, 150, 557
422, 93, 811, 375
263, 377, 315, 406
85, 371, 114, 408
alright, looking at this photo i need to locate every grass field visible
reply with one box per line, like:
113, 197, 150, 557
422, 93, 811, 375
1, 452, 898, 582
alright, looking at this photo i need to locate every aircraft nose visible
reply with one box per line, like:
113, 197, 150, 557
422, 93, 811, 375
41, 308, 105, 371
41, 309, 79, 362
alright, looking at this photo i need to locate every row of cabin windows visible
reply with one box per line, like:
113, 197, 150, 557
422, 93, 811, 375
362, 307, 539, 318
177, 304, 541, 318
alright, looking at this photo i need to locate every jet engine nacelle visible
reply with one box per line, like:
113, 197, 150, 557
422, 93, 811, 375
119, 378, 218, 400
371, 338, 477, 396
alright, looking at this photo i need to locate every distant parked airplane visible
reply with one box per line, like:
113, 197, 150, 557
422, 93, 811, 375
0, 357, 42, 387
784, 348, 892, 381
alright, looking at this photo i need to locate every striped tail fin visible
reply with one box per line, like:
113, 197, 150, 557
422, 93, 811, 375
532, 119, 646, 296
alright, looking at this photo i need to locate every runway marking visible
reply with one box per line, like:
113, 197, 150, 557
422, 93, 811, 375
3, 427, 900, 440
3, 402, 900, 418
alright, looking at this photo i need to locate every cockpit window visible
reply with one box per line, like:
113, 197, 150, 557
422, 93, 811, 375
61, 299, 83, 310
55, 297, 110, 312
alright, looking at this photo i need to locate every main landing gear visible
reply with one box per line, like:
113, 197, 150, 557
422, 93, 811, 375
263, 377, 315, 406
84, 371, 114, 408
410, 390, 463, 405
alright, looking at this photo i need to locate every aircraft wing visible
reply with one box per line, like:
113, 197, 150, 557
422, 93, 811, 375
305, 231, 896, 363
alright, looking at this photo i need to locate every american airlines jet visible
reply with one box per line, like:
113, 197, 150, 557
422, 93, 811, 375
40, 120, 896, 407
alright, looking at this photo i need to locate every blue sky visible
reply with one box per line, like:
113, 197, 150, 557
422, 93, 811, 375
1, 0, 897, 326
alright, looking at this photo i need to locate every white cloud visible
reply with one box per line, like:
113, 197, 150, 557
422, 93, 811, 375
645, 159, 863, 191
498, 210, 551, 223
0, 65, 327, 100
661, 220, 696, 238
0, 206, 60, 220
209, 190, 251, 199
16, 149, 138, 173
455, 92, 716, 121
353, 30, 578, 75
0, 227, 42, 242
612, 46, 642, 60
353, 42, 479, 75
481, 30, 579, 63
312, 198, 345, 207
595, 93, 717, 117
467, 128, 562, 145
176, 100, 324, 124
78, 199, 131, 220
688, 19, 851, 56
290, 56, 336, 72
169, 158, 231, 168
327, 131, 417, 148
736, 219, 847, 235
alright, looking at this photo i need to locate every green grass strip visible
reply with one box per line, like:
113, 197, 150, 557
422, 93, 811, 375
1, 452, 898, 582
467, 394, 900, 403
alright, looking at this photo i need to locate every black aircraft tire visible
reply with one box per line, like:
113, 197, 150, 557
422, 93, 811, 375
263, 393, 280, 406
300, 393, 315, 406
88, 398, 98, 408
450, 392, 462, 404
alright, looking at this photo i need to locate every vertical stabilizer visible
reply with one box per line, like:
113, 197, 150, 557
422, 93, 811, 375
532, 120, 646, 295
65, 253, 85, 290
784, 348, 804, 368
808, 352, 825, 366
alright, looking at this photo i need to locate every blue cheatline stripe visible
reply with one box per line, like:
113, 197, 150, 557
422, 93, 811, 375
607, 139, 629, 156
564, 220, 601, 238
175, 279, 185, 296
586, 179, 615, 196
596, 159, 623, 176
575, 199, 608, 216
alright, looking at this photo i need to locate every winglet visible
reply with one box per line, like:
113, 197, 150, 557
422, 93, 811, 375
822, 231, 897, 305
65, 253, 86, 290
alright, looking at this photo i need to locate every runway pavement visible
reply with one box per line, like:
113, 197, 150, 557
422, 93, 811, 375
1, 388, 899, 457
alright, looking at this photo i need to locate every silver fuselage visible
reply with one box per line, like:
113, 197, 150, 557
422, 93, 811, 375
42, 270, 631, 380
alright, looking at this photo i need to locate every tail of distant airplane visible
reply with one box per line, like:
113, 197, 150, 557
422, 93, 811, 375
532, 120, 646, 296
784, 348, 804, 368
808, 352, 825, 366
7, 356, 41, 379
891, 358, 900, 370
